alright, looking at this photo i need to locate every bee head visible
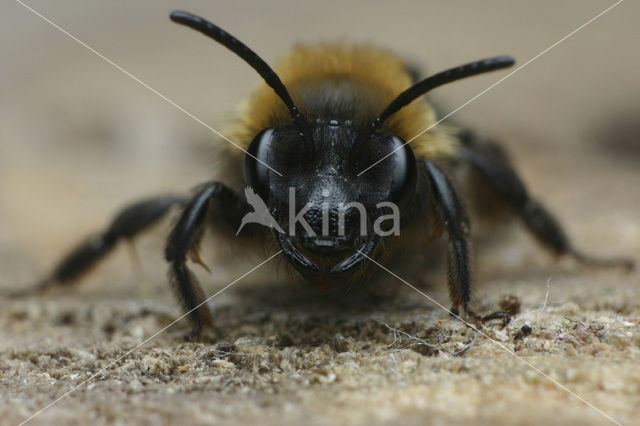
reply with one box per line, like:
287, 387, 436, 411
244, 119, 416, 286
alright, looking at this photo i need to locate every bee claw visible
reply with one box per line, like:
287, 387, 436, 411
189, 247, 212, 274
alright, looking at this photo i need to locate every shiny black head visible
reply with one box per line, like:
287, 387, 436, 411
245, 119, 416, 286
170, 11, 515, 287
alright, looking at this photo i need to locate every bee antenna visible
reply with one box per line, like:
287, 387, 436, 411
170, 11, 314, 150
350, 56, 515, 162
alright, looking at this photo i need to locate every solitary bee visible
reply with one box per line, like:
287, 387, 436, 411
27, 11, 632, 337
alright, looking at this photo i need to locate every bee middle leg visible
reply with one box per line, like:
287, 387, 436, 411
458, 130, 633, 270
424, 160, 509, 323
16, 195, 187, 296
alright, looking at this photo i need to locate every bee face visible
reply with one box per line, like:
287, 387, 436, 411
245, 118, 417, 287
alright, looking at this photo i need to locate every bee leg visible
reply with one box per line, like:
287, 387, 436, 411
458, 131, 634, 271
164, 181, 247, 338
13, 195, 186, 296
424, 160, 509, 324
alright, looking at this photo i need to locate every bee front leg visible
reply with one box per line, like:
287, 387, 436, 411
164, 181, 248, 338
424, 160, 509, 324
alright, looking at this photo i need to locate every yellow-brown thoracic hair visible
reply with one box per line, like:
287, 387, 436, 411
225, 43, 459, 160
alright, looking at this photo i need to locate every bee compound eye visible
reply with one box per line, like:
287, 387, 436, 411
244, 128, 274, 199
388, 136, 417, 208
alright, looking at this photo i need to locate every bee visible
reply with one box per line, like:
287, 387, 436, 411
26, 11, 633, 337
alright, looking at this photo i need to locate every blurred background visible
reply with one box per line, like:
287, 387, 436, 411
1, 0, 639, 292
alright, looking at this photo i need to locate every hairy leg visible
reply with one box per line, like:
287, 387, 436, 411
458, 130, 633, 270
16, 195, 186, 296
164, 181, 249, 337
424, 159, 509, 322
